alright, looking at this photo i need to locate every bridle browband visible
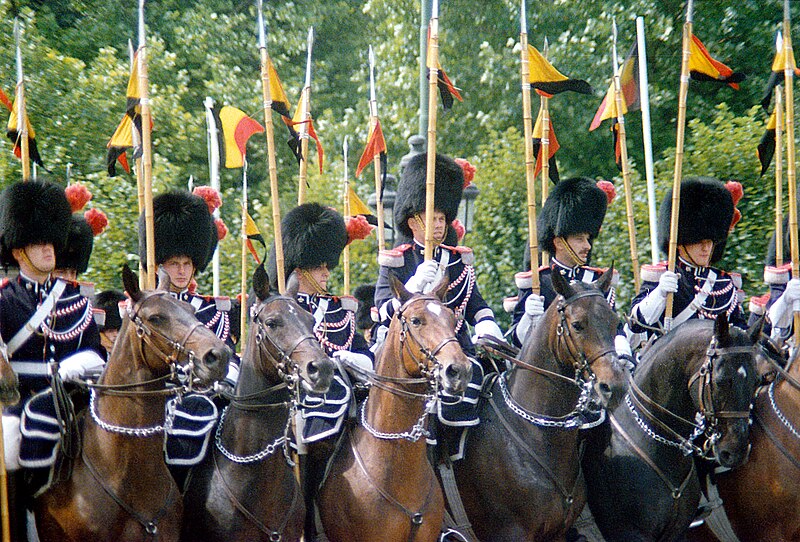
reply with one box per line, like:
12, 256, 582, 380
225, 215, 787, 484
554, 289, 617, 378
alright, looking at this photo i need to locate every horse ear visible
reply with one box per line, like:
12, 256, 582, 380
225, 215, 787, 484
253, 263, 270, 301
747, 315, 765, 344
122, 265, 142, 302
550, 268, 574, 299
285, 270, 300, 298
156, 265, 171, 292
714, 312, 731, 344
596, 263, 614, 294
431, 276, 449, 302
390, 273, 414, 304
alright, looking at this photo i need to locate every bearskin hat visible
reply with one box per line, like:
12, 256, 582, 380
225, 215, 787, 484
267, 203, 348, 289
657, 176, 734, 264
56, 214, 95, 274
139, 191, 217, 273
94, 289, 126, 331
537, 177, 608, 254
352, 284, 376, 331
393, 153, 464, 241
0, 179, 73, 268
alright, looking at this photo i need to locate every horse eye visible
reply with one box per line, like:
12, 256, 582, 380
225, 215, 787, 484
410, 317, 422, 326
147, 314, 165, 325
571, 321, 584, 332
265, 319, 279, 329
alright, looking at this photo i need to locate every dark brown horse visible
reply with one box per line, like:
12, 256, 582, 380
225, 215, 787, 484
0, 336, 20, 407
449, 268, 627, 542
34, 266, 230, 542
181, 265, 334, 542
317, 275, 472, 542
687, 336, 800, 542
583, 315, 760, 542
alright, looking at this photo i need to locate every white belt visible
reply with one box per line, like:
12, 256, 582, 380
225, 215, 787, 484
10, 361, 51, 377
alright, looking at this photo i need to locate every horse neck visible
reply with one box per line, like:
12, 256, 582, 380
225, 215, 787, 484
508, 312, 580, 414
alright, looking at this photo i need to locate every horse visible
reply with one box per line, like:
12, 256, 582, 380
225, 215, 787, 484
181, 265, 335, 542
34, 265, 231, 542
0, 336, 20, 407
684, 333, 800, 542
583, 314, 761, 542
317, 275, 473, 542
445, 266, 627, 542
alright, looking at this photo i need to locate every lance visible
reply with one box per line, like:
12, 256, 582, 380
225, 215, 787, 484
204, 97, 222, 296
519, 0, 541, 292
240, 159, 250, 352
138, 0, 156, 289
636, 16, 659, 265
424, 0, 441, 261
0, 347, 8, 542
611, 18, 641, 292
257, 0, 286, 294
782, 0, 800, 341
343, 137, 351, 295
777, 82, 785, 266
128, 39, 147, 289
14, 19, 30, 182
664, 0, 693, 331
368, 46, 387, 251
297, 27, 314, 205
540, 37, 551, 203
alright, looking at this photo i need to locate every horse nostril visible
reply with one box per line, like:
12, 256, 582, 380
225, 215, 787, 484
204, 347, 231, 371
445, 364, 469, 383
307, 361, 319, 378
719, 450, 732, 464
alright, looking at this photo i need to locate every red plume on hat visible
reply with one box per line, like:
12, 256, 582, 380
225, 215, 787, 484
215, 217, 228, 240
451, 219, 466, 242
455, 158, 476, 188
596, 180, 616, 204
193, 186, 223, 214
84, 208, 108, 236
725, 181, 743, 231
345, 215, 374, 245
65, 183, 93, 212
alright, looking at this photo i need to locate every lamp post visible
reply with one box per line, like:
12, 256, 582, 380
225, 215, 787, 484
459, 182, 480, 238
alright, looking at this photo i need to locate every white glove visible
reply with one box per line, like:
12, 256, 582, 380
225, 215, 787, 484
472, 319, 504, 344
769, 278, 800, 330
404, 260, 439, 293
633, 271, 680, 325
2, 416, 21, 472
515, 294, 545, 344
332, 350, 373, 374
57, 350, 105, 382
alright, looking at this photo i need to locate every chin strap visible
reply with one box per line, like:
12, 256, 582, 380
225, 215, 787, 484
18, 248, 53, 276
413, 214, 445, 246
557, 237, 586, 267
300, 269, 328, 296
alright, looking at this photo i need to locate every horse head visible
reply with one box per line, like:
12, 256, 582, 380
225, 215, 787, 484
121, 264, 231, 386
247, 265, 334, 394
0, 337, 19, 406
388, 274, 472, 395
549, 266, 628, 409
691, 313, 759, 469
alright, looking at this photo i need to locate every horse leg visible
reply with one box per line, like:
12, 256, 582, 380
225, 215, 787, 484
304, 439, 335, 540
7, 470, 28, 542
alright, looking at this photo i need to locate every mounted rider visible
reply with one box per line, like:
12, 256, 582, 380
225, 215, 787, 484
627, 177, 747, 344
0, 179, 104, 541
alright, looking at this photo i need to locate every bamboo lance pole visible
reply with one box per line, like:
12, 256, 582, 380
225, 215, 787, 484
257, 0, 286, 294
343, 137, 351, 295
664, 0, 694, 331
240, 160, 249, 350
520, 0, 541, 293
540, 36, 551, 203
368, 46, 386, 252
13, 20, 30, 182
424, 0, 441, 261
776, 83, 785, 266
297, 28, 314, 205
611, 18, 641, 292
138, 0, 156, 289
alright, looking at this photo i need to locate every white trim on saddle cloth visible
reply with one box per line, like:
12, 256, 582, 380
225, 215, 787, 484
435, 358, 484, 428
19, 389, 61, 469
163, 394, 218, 466
297, 373, 352, 444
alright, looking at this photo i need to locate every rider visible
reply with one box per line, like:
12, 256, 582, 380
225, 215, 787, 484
93, 289, 126, 358
755, 217, 800, 343
627, 177, 747, 342
0, 179, 104, 541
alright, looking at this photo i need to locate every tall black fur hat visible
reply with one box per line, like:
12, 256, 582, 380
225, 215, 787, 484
267, 203, 348, 290
657, 176, 733, 264
57, 214, 94, 274
94, 289, 126, 331
352, 284, 376, 331
0, 179, 72, 268
393, 153, 464, 240
139, 190, 217, 273
538, 177, 608, 254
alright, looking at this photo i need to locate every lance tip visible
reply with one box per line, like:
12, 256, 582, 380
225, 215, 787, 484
785, 0, 791, 22
369, 45, 375, 65
308, 26, 314, 44
686, 0, 694, 23
520, 0, 527, 33
432, 0, 439, 19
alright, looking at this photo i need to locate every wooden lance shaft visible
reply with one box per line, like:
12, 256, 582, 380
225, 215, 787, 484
424, 10, 441, 261
783, 16, 800, 342
370, 111, 386, 251
138, 45, 156, 290
240, 164, 249, 352
664, 16, 693, 331
520, 31, 541, 292
776, 86, 785, 267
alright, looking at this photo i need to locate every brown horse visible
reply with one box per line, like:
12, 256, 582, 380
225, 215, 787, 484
34, 266, 230, 542
584, 315, 761, 542
688, 338, 800, 542
181, 265, 334, 542
317, 275, 472, 542
449, 269, 627, 542
0, 337, 20, 407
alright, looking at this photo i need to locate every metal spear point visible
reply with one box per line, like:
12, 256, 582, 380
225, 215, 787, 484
14, 19, 22, 82
305, 27, 315, 89
686, 0, 694, 24
520, 0, 527, 34
612, 17, 619, 76
257, 0, 266, 49
369, 45, 377, 104
432, 0, 439, 19
138, 0, 146, 48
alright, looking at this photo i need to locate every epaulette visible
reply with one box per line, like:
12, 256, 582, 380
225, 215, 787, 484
749, 292, 770, 316
728, 272, 743, 290
79, 281, 95, 299
641, 263, 667, 283
586, 266, 620, 287
440, 244, 474, 265
0, 278, 10, 289
503, 295, 518, 314
514, 270, 541, 289
213, 296, 231, 312
339, 295, 358, 313
765, 263, 791, 285
378, 244, 412, 268
93, 308, 106, 327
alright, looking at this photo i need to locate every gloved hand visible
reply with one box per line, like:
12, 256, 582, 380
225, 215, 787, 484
654, 270, 679, 298
404, 260, 439, 293
515, 294, 545, 344
615, 334, 636, 372
332, 350, 373, 374
633, 271, 680, 325
769, 278, 800, 330
524, 294, 545, 318
57, 350, 105, 382
472, 319, 504, 344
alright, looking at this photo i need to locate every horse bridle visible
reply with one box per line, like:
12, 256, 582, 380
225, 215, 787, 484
397, 295, 460, 382
554, 289, 617, 380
